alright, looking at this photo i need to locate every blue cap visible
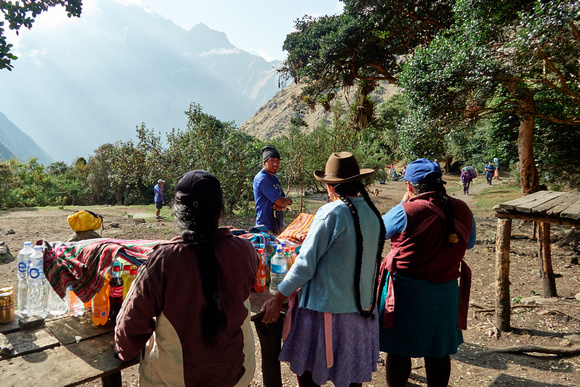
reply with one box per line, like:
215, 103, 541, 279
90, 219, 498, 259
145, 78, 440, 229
404, 158, 445, 184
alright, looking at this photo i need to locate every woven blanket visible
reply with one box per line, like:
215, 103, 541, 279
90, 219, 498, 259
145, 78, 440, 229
42, 238, 165, 302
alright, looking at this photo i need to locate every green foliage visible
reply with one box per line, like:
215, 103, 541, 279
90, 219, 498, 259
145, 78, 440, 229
0, 0, 82, 70
281, 0, 454, 126
399, 0, 580, 192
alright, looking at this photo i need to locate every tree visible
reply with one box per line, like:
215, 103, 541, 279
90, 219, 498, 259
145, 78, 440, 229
1, 0, 82, 70
400, 0, 580, 194
280, 0, 453, 126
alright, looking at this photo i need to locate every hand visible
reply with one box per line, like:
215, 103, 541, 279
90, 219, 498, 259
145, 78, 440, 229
260, 292, 286, 323
273, 203, 283, 211
401, 191, 412, 202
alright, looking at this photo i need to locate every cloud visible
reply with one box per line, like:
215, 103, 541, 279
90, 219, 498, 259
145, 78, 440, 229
200, 48, 242, 57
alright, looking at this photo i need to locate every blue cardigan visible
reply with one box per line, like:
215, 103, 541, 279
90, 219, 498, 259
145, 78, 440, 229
278, 197, 381, 314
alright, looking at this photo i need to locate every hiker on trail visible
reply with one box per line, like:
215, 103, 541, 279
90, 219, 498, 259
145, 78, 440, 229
154, 179, 164, 219
460, 166, 476, 194
253, 145, 293, 235
114, 171, 258, 386
378, 158, 476, 387
485, 161, 495, 185
260, 152, 385, 387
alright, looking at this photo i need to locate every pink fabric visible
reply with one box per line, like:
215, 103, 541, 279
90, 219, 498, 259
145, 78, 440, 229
324, 313, 334, 368
282, 290, 298, 340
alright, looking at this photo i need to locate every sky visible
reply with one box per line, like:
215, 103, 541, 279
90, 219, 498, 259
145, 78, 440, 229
7, 0, 344, 62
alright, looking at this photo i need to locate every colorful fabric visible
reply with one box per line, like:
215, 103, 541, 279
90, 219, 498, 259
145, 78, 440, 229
277, 213, 315, 244
279, 305, 379, 387
42, 238, 165, 302
379, 272, 463, 358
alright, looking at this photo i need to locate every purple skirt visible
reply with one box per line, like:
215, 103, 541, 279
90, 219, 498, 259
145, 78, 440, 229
279, 305, 379, 387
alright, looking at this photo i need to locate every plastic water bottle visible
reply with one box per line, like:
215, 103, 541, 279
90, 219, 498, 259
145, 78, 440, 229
290, 246, 298, 266
121, 263, 132, 300
67, 286, 85, 317
254, 248, 267, 292
284, 247, 292, 270
269, 245, 287, 294
123, 266, 137, 300
92, 275, 109, 326
16, 241, 34, 316
48, 286, 69, 316
26, 246, 49, 318
108, 263, 124, 325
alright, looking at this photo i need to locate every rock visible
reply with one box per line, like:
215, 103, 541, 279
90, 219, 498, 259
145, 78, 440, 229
109, 222, 120, 228
571, 257, 578, 265
5, 229, 15, 235
576, 293, 580, 301
0, 333, 14, 356
520, 296, 558, 305
133, 218, 146, 224
0, 241, 14, 264
65, 229, 102, 242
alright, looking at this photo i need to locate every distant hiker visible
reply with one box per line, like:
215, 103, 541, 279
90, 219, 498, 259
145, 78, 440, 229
253, 145, 292, 235
460, 167, 476, 194
485, 161, 495, 185
154, 179, 165, 219
378, 158, 476, 387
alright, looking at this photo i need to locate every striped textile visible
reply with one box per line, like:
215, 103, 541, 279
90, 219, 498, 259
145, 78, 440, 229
277, 213, 315, 244
42, 238, 165, 302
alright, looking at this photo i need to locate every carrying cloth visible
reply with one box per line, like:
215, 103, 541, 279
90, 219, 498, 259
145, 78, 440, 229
378, 198, 472, 330
67, 210, 103, 232
277, 213, 315, 244
41, 238, 164, 302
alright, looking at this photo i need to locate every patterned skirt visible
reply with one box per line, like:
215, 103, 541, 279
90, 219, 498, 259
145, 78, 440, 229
379, 273, 463, 358
279, 305, 379, 387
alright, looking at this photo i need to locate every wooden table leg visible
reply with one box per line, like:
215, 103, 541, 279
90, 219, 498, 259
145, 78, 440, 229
538, 222, 557, 297
252, 313, 284, 387
101, 371, 122, 387
495, 218, 512, 332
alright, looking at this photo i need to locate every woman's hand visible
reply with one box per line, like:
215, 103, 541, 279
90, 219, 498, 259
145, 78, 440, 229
260, 291, 287, 323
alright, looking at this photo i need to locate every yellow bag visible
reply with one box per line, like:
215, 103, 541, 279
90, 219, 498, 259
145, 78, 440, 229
67, 210, 103, 232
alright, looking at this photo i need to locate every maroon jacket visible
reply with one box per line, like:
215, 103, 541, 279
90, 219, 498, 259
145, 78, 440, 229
115, 229, 258, 386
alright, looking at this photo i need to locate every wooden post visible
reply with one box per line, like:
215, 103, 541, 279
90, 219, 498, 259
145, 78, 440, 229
538, 222, 557, 297
495, 218, 512, 331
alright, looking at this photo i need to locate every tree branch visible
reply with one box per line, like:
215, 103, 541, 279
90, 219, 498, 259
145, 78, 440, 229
536, 49, 580, 103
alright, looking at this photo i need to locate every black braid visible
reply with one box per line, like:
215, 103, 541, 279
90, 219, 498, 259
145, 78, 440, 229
334, 181, 385, 319
435, 183, 458, 248
174, 198, 226, 345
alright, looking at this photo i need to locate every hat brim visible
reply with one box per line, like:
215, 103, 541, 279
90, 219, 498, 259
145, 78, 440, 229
314, 168, 375, 184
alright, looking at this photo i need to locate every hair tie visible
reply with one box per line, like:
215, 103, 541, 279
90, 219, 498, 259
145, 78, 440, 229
192, 201, 198, 208
448, 233, 459, 243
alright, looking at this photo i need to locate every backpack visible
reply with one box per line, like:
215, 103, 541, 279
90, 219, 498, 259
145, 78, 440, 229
67, 210, 104, 232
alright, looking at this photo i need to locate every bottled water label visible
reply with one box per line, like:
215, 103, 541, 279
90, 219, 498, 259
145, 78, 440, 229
29, 267, 41, 279
271, 263, 286, 274
17, 262, 27, 276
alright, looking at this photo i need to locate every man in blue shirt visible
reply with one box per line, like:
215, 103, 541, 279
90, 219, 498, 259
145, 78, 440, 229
154, 179, 165, 219
253, 145, 293, 234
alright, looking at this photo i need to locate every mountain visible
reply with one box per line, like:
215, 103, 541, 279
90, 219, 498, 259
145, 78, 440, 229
0, 111, 53, 164
0, 0, 283, 162
240, 82, 399, 140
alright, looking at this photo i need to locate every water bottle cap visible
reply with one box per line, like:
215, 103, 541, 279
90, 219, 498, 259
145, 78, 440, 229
124, 264, 131, 270
257, 248, 264, 253
130, 268, 138, 275
276, 245, 283, 252
24, 241, 32, 247
34, 245, 42, 250
112, 265, 121, 272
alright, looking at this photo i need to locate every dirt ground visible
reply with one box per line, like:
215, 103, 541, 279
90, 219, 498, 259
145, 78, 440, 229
1, 173, 579, 386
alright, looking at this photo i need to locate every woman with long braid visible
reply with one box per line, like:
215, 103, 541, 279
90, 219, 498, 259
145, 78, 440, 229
114, 171, 258, 386
261, 152, 385, 387
378, 158, 476, 387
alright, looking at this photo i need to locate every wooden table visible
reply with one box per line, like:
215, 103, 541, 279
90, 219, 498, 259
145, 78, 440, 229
493, 190, 580, 331
0, 312, 138, 386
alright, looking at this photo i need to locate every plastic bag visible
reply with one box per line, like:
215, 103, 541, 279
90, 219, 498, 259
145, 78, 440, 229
67, 210, 103, 232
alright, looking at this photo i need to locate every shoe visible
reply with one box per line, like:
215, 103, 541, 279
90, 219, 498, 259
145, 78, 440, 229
156, 215, 162, 219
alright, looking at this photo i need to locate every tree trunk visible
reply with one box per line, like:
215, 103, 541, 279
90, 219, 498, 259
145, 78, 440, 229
444, 156, 453, 173
516, 92, 539, 195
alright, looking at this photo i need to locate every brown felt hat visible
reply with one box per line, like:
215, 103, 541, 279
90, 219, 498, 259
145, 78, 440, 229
314, 152, 374, 184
